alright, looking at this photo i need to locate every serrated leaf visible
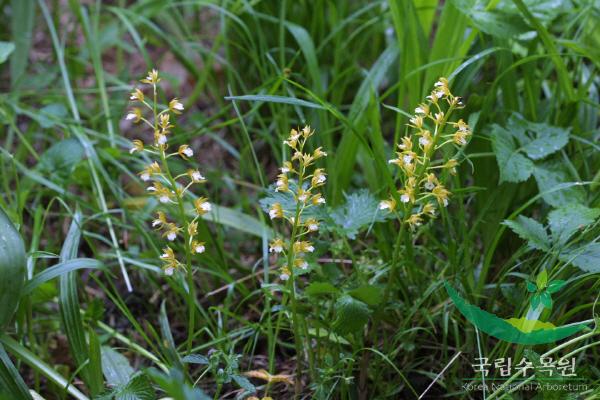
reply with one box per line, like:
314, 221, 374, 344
490, 125, 535, 183
114, 373, 154, 400
521, 124, 570, 160
503, 215, 550, 251
348, 285, 383, 306
559, 243, 600, 273
329, 190, 391, 239
548, 205, 600, 245
232, 375, 256, 394
259, 181, 326, 220
101, 347, 134, 387
533, 161, 585, 207
305, 282, 339, 297
333, 295, 371, 335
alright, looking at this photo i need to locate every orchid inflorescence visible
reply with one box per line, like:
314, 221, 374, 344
125, 69, 211, 276
267, 126, 327, 282
379, 77, 471, 230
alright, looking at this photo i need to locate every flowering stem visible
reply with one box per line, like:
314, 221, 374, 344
151, 86, 196, 355
287, 167, 306, 398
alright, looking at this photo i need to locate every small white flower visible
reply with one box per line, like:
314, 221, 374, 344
415, 107, 425, 114
195, 245, 205, 254
419, 137, 430, 147
281, 166, 290, 173
125, 112, 137, 121
434, 81, 443, 87
388, 158, 399, 164
269, 209, 278, 219
172, 101, 184, 111
182, 147, 194, 157
129, 147, 137, 154
160, 252, 169, 259
147, 186, 156, 192
270, 245, 283, 253
443, 198, 449, 207
306, 245, 315, 253
152, 219, 162, 227
435, 91, 444, 98
298, 261, 308, 270
200, 202, 212, 212
308, 223, 319, 232
157, 134, 167, 145
401, 194, 410, 203
276, 179, 285, 188
159, 195, 170, 204
424, 182, 435, 190
192, 171, 205, 181
280, 273, 290, 281
167, 232, 177, 241
164, 267, 175, 276
316, 175, 326, 184
140, 173, 150, 181
379, 201, 390, 210
316, 197, 326, 204
403, 154, 413, 165
298, 193, 308, 202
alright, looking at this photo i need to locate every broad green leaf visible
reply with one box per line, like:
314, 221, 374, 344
37, 138, 85, 183
559, 243, 600, 273
490, 125, 534, 183
505, 317, 555, 333
348, 285, 383, 306
101, 347, 134, 387
333, 295, 371, 335
526, 281, 537, 292
536, 269, 548, 289
305, 282, 339, 297
329, 190, 391, 239
531, 293, 541, 309
468, 10, 531, 38
0, 42, 15, 64
533, 161, 585, 207
0, 208, 26, 329
503, 215, 550, 251
548, 205, 600, 245
445, 282, 588, 344
37, 103, 68, 128
540, 291, 553, 309
547, 280, 566, 294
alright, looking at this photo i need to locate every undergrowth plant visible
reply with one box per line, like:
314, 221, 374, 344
127, 69, 212, 354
